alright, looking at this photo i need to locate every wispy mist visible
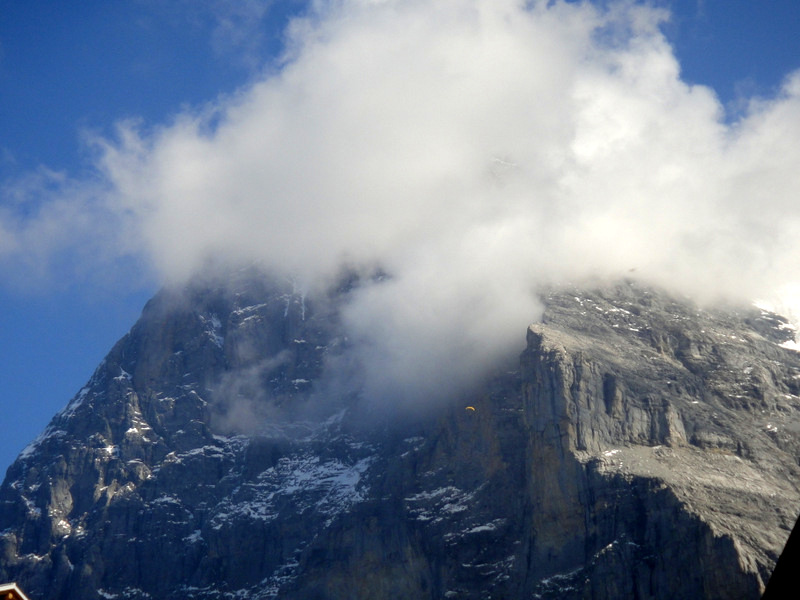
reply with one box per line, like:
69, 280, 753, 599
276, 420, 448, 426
4, 0, 800, 407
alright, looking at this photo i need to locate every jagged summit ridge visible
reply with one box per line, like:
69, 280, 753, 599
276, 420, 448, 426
0, 275, 798, 599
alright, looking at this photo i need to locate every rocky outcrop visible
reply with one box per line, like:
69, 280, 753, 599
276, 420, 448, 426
0, 275, 798, 599
520, 284, 800, 598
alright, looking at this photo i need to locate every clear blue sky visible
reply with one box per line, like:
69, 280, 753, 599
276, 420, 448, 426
0, 0, 798, 475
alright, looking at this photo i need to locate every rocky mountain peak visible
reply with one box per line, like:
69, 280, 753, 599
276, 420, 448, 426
0, 274, 798, 599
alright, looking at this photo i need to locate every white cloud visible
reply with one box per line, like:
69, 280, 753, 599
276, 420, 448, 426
205, 0, 290, 68
5, 0, 800, 406
0, 167, 142, 290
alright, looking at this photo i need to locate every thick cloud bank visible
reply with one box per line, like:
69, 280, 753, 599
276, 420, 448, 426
6, 0, 800, 406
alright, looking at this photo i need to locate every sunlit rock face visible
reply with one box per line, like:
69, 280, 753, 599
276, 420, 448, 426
0, 272, 798, 599
521, 283, 800, 599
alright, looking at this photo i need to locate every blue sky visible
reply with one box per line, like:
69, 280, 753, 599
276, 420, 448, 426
1, 0, 799, 474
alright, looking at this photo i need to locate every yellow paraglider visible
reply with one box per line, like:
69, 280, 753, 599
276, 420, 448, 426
465, 406, 476, 412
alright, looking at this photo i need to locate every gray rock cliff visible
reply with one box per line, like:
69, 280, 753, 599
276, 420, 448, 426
0, 274, 798, 599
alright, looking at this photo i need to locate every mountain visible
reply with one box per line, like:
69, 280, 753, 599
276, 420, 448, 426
0, 272, 798, 599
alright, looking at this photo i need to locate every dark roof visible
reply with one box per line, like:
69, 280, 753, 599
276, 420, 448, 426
763, 513, 800, 599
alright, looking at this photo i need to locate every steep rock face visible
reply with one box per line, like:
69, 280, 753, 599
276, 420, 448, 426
0, 271, 354, 599
520, 285, 800, 598
0, 275, 798, 599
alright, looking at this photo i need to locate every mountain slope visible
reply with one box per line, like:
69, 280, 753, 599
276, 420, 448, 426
0, 274, 798, 599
